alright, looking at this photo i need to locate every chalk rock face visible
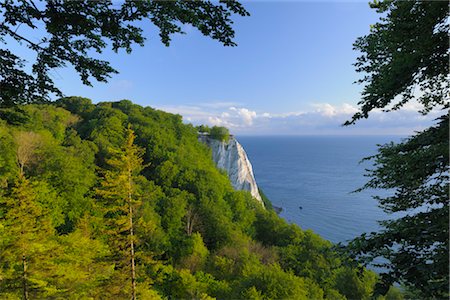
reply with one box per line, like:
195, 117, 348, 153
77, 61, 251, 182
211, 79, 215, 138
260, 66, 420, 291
199, 134, 264, 206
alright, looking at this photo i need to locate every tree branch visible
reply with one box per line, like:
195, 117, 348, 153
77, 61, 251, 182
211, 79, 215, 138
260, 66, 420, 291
2, 25, 45, 52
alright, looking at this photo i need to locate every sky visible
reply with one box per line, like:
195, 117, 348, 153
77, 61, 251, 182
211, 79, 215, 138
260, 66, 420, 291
9, 1, 438, 135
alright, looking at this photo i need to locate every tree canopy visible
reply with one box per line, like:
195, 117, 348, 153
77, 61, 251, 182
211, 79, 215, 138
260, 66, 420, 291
0, 98, 400, 299
345, 0, 449, 298
345, 0, 448, 125
0, 0, 249, 107
210, 126, 231, 142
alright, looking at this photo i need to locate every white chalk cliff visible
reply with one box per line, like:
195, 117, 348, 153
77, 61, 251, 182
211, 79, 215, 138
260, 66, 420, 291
199, 134, 264, 207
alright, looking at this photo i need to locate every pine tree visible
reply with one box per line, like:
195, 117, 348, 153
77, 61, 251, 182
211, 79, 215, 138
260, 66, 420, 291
0, 177, 59, 299
54, 215, 114, 298
0, 130, 62, 298
97, 126, 146, 299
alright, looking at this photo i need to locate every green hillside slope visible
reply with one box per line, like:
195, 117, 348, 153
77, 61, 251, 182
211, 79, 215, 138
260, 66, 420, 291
0, 98, 400, 299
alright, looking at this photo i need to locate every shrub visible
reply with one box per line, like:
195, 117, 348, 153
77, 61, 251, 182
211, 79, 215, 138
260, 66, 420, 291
209, 126, 230, 142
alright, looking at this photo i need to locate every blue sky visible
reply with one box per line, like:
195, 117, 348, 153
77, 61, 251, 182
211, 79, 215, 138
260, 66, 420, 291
11, 1, 437, 135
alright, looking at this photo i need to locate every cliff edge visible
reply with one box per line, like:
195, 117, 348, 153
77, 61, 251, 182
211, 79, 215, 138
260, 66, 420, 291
199, 134, 264, 207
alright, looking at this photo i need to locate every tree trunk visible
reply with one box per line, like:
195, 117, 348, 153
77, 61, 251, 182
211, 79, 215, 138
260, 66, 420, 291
128, 169, 136, 300
186, 208, 197, 236
22, 254, 28, 300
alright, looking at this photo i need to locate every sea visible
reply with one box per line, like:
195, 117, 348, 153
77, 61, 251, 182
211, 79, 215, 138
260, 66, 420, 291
238, 135, 403, 244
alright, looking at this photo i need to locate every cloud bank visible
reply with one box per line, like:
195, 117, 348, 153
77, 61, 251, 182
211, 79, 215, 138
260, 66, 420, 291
156, 101, 441, 136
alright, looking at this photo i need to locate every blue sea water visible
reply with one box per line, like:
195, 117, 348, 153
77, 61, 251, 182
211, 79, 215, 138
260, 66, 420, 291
238, 135, 402, 244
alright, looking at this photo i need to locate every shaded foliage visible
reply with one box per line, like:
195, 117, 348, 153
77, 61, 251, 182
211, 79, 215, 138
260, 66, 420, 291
346, 0, 448, 124
0, 0, 249, 107
347, 116, 449, 298
345, 0, 449, 298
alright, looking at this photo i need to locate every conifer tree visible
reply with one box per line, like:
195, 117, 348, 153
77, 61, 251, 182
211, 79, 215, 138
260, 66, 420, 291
0, 176, 59, 299
54, 215, 114, 298
97, 125, 146, 299
0, 131, 61, 298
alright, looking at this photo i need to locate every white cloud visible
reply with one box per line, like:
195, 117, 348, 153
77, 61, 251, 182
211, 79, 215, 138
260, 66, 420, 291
312, 103, 359, 117
341, 103, 360, 115
260, 111, 305, 118
313, 103, 336, 117
155, 101, 441, 136
208, 116, 226, 126
235, 107, 257, 125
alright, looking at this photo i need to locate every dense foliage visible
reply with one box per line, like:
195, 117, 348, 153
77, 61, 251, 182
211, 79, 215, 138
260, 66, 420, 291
197, 124, 212, 134
345, 0, 449, 298
0, 0, 249, 107
348, 117, 449, 298
197, 125, 230, 142
345, 0, 448, 125
209, 126, 231, 142
0, 98, 399, 299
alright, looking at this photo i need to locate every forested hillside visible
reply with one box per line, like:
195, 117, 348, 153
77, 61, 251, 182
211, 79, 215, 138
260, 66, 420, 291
0, 98, 400, 299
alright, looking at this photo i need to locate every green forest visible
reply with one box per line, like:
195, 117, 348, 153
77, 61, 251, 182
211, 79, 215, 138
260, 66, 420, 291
1, 0, 448, 298
0, 98, 402, 299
